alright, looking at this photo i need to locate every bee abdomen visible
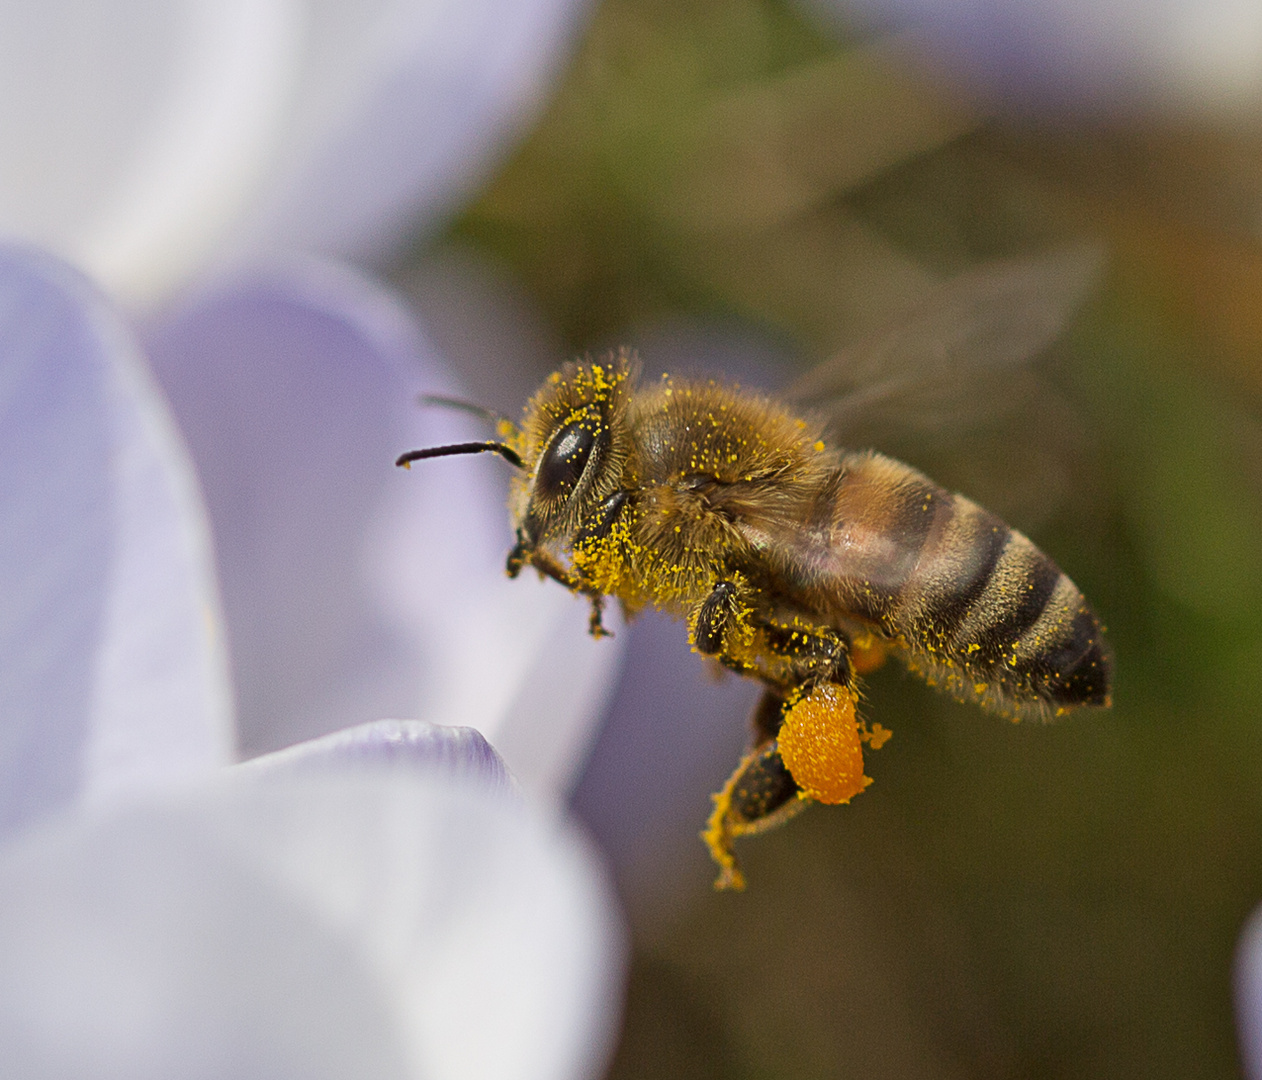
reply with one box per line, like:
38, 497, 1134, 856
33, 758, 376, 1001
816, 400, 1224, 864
904, 496, 1110, 712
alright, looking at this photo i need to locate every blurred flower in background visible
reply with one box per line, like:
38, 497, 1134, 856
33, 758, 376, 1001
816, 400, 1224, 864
0, 0, 631, 1076
0, 0, 592, 304
0, 245, 625, 1077
801, 0, 1262, 119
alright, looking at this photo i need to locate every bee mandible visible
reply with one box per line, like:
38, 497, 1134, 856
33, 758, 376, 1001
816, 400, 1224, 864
397, 250, 1113, 889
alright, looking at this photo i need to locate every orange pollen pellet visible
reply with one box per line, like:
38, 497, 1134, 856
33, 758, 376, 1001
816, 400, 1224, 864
777, 684, 871, 805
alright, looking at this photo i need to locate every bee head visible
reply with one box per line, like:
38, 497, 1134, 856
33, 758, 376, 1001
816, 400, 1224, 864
510, 349, 637, 552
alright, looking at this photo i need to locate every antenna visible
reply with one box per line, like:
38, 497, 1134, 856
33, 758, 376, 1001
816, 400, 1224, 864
395, 442, 524, 469
418, 394, 509, 426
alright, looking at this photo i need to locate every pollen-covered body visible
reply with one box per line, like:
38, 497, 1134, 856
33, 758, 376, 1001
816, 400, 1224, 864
572, 377, 834, 626
555, 365, 1109, 723
406, 346, 1112, 889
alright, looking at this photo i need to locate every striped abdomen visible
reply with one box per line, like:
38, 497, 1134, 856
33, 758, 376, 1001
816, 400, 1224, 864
783, 452, 1111, 718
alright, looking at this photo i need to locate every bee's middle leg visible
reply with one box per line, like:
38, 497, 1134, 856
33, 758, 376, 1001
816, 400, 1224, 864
691, 580, 743, 656
693, 580, 853, 691
761, 619, 853, 691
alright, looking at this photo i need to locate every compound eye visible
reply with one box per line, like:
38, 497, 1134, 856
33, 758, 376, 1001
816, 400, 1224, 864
537, 419, 596, 500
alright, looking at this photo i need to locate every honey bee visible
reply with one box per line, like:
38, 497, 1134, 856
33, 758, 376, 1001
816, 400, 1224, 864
398, 250, 1112, 890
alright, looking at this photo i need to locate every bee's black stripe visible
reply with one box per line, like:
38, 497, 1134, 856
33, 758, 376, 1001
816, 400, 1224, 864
913, 504, 1010, 640
1031, 606, 1111, 706
968, 553, 1063, 666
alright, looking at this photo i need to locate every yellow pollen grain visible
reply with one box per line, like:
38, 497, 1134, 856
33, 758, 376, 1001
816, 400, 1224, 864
813, 440, 825, 452
863, 722, 892, 750
777, 684, 870, 805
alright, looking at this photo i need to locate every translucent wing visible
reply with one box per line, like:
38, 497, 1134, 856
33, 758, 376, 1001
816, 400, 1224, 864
787, 246, 1105, 530
787, 246, 1104, 435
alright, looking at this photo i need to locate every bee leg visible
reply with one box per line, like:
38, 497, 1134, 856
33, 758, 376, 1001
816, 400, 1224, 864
692, 580, 742, 656
762, 621, 853, 690
511, 540, 613, 639
571, 492, 633, 639
702, 731, 806, 891
511, 543, 577, 589
574, 490, 629, 547
703, 676, 890, 889
586, 594, 611, 639
750, 685, 786, 742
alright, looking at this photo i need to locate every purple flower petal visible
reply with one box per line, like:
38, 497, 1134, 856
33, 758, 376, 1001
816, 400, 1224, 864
147, 259, 484, 755
0, 2, 595, 302
233, 0, 592, 263
147, 259, 624, 798
0, 772, 625, 1080
0, 244, 232, 837
239, 718, 514, 795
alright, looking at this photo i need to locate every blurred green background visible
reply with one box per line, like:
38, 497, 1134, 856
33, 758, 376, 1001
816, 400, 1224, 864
407, 0, 1262, 1075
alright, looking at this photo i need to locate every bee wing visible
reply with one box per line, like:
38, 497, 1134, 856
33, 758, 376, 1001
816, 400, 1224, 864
786, 246, 1103, 436
788, 246, 1105, 530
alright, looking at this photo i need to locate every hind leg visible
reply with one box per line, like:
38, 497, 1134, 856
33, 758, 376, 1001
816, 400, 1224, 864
702, 720, 805, 891
703, 681, 888, 890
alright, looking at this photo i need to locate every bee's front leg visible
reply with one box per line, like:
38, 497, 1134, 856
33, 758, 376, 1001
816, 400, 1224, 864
692, 580, 742, 655
586, 593, 611, 639
510, 541, 613, 639
571, 490, 635, 639
691, 580, 764, 680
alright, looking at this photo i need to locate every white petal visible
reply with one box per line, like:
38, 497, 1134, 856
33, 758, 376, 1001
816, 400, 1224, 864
0, 773, 625, 1080
0, 245, 232, 837
239, 718, 515, 796
235, 0, 591, 262
0, 1, 301, 304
